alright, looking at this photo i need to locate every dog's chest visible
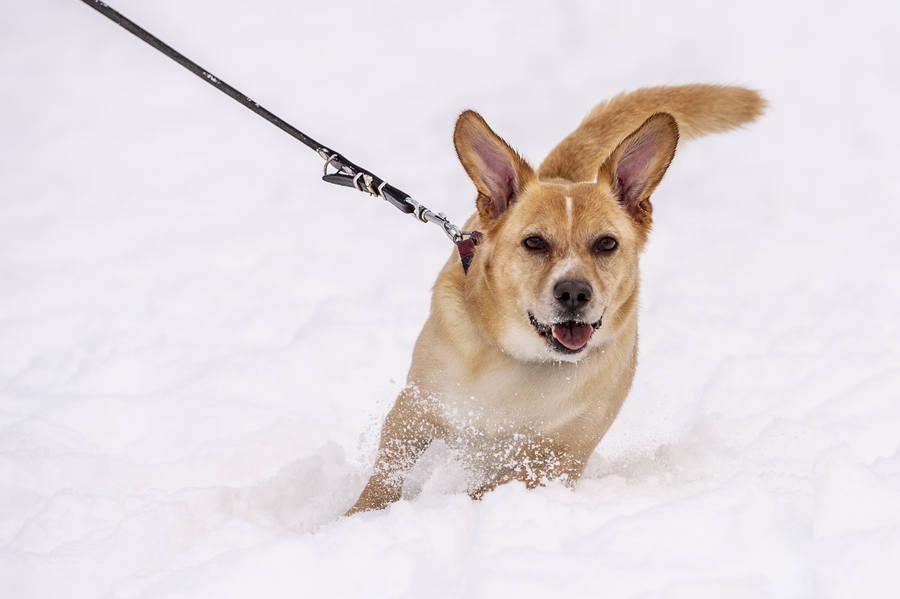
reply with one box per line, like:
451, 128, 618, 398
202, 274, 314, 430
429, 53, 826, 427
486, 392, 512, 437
432, 362, 592, 438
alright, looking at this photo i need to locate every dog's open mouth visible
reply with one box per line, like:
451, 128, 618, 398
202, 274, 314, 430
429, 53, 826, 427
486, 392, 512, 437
529, 313, 602, 354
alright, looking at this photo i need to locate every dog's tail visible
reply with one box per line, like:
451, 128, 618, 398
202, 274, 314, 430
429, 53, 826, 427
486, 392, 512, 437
538, 85, 766, 182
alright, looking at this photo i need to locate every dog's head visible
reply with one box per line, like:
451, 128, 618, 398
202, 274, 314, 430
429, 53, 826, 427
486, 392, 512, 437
453, 110, 678, 363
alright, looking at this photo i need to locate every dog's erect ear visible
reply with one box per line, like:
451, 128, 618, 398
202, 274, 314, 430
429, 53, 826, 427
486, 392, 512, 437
598, 113, 679, 227
454, 111, 535, 223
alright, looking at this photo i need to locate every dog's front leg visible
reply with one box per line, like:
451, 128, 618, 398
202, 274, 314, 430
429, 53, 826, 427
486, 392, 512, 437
345, 392, 437, 515
470, 434, 592, 500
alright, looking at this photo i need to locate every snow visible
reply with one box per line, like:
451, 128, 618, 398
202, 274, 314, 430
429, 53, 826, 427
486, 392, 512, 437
2, 0, 899, 597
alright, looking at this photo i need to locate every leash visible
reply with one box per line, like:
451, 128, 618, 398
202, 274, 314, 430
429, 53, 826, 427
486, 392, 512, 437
79, 0, 477, 256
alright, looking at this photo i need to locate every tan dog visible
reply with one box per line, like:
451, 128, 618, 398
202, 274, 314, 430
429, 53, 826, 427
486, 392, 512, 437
347, 85, 765, 514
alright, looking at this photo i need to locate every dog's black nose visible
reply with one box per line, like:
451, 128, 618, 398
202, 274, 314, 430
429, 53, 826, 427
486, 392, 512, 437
554, 279, 593, 311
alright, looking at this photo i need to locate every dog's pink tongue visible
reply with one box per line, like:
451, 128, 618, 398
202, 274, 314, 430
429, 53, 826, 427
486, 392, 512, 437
552, 321, 593, 350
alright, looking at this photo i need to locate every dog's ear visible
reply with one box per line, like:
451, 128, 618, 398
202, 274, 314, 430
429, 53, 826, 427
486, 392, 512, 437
454, 111, 535, 224
597, 113, 679, 227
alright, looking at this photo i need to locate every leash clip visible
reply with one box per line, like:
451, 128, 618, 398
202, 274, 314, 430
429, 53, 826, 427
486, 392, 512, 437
405, 198, 429, 223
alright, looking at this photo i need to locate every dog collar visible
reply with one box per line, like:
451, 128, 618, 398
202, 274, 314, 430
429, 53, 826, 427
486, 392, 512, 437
456, 231, 484, 274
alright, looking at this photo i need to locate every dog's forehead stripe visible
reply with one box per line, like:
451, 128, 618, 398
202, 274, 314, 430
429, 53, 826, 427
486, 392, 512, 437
549, 187, 620, 240
507, 182, 635, 250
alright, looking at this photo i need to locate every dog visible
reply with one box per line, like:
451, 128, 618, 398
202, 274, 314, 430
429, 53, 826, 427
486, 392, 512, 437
346, 85, 765, 514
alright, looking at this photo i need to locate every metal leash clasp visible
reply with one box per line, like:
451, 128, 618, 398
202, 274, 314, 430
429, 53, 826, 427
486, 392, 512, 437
443, 222, 465, 244
318, 148, 469, 245
405, 198, 429, 223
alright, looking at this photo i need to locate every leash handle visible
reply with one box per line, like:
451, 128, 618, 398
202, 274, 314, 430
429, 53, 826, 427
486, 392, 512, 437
79, 0, 471, 243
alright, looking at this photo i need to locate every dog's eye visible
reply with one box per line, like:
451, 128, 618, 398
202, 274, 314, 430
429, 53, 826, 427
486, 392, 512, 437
596, 237, 618, 252
523, 236, 547, 250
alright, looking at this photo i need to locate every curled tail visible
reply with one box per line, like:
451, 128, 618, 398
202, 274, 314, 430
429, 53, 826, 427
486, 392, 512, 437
538, 85, 766, 182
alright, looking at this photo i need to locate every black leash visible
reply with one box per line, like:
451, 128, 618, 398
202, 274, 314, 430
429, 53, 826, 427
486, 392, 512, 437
79, 0, 472, 246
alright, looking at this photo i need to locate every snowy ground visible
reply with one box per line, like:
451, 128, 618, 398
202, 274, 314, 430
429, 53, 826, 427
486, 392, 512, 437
2, 0, 900, 597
